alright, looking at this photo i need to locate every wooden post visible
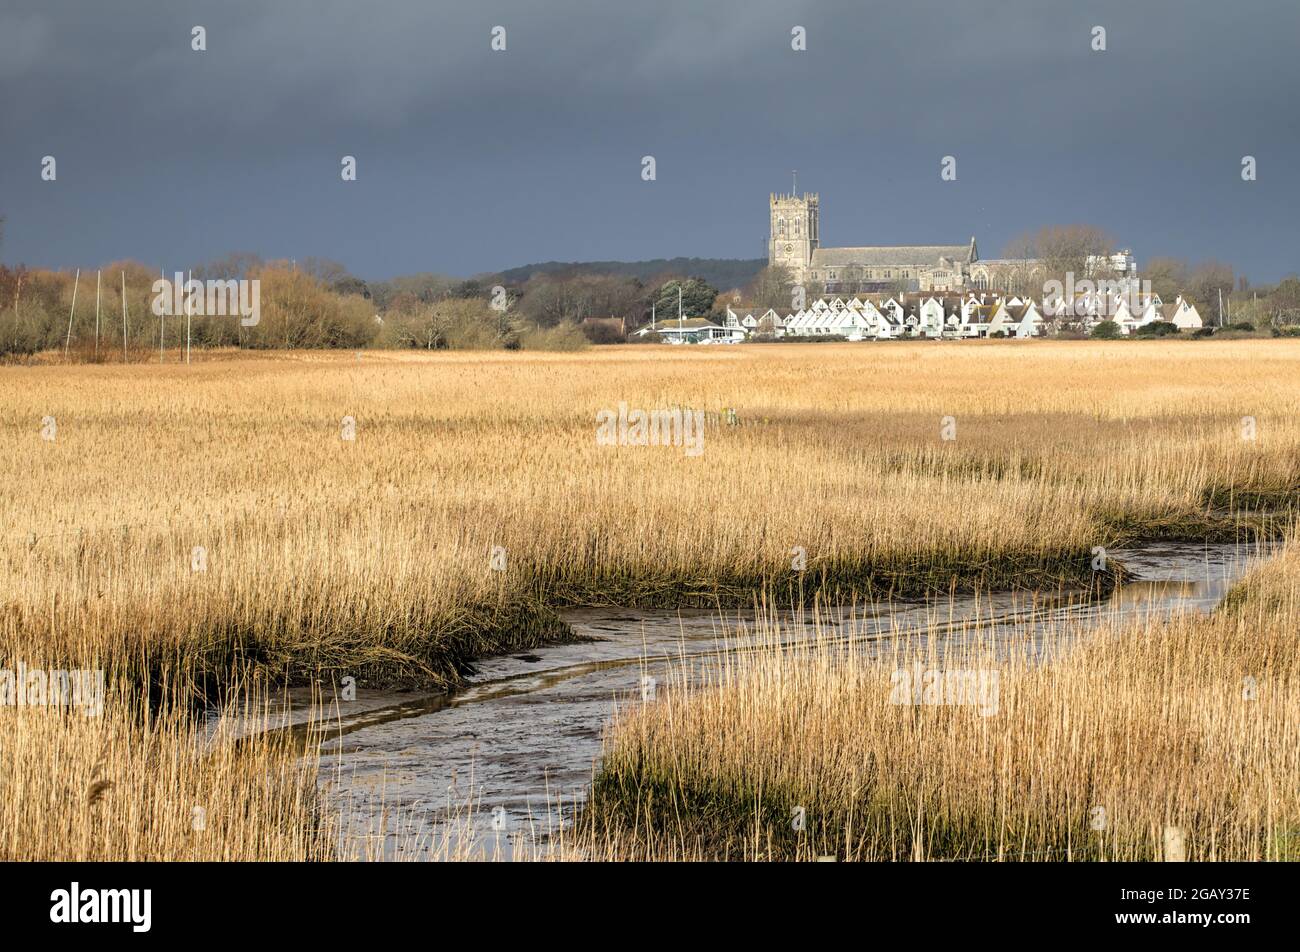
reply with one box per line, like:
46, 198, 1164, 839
95, 270, 101, 359
185, 270, 192, 365
63, 269, 80, 357
121, 271, 128, 362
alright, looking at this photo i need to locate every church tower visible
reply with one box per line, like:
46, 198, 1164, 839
769, 190, 819, 281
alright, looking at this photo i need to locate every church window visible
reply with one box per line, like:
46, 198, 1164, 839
778, 218, 787, 238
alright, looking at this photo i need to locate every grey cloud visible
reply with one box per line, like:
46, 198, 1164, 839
1, 0, 1296, 281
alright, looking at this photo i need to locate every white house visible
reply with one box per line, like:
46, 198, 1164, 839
704, 285, 1198, 343
1163, 296, 1203, 330
1130, 298, 1163, 333
989, 301, 1012, 337
1011, 300, 1044, 338
725, 306, 787, 337
785, 300, 877, 339
1108, 296, 1138, 334
917, 297, 947, 339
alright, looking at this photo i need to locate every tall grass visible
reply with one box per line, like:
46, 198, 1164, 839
3, 342, 1295, 690
1, 341, 1297, 859
590, 539, 1300, 861
0, 678, 333, 861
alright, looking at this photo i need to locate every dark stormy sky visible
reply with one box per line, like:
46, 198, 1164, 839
1, 0, 1297, 281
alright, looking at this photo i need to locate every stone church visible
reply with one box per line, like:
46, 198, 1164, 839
769, 190, 978, 293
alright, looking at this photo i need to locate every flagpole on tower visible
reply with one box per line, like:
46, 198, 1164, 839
792, 169, 797, 196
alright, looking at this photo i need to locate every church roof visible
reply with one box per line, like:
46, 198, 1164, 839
811, 241, 975, 268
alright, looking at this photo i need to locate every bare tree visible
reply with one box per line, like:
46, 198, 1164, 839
193, 252, 265, 281
1000, 226, 1114, 301
298, 257, 351, 286
1186, 260, 1235, 324
1007, 224, 1115, 283
745, 265, 795, 310
1142, 257, 1189, 304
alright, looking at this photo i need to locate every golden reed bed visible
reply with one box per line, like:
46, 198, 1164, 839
591, 542, 1300, 861
0, 340, 1296, 859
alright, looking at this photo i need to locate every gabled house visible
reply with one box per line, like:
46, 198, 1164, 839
1163, 296, 1203, 330
783, 308, 809, 336
756, 309, 786, 337
856, 298, 886, 331
965, 302, 999, 337
984, 300, 1014, 337
1131, 298, 1163, 333
874, 305, 900, 338
1108, 297, 1138, 334
1009, 300, 1043, 338
917, 297, 947, 338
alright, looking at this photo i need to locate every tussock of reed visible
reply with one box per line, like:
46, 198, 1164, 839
0, 681, 333, 861
590, 540, 1300, 861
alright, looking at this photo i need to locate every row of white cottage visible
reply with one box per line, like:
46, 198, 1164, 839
644, 293, 1204, 342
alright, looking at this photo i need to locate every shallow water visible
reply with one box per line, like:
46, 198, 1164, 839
255, 540, 1267, 860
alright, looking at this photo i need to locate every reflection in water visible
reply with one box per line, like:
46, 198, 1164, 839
245, 540, 1268, 860
1110, 579, 1198, 612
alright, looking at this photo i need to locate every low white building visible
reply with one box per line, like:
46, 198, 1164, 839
636, 318, 744, 343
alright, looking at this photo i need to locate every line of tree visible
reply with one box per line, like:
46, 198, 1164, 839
0, 243, 729, 357
8, 218, 1295, 358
